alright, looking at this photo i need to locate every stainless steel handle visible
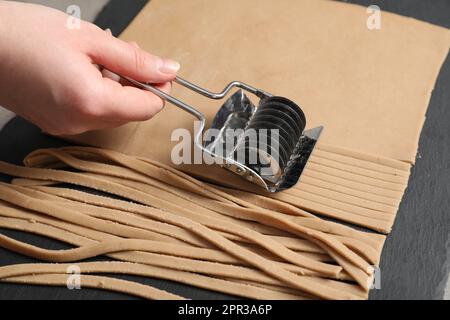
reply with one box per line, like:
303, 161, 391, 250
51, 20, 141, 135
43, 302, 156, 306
108, 70, 273, 171
121, 76, 206, 122
119, 74, 272, 122
174, 77, 272, 100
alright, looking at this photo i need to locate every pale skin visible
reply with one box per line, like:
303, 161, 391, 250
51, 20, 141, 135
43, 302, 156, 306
0, 1, 180, 135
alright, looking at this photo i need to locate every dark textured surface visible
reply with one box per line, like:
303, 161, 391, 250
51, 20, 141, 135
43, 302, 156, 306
343, 0, 450, 300
0, 0, 449, 300
94, 0, 148, 36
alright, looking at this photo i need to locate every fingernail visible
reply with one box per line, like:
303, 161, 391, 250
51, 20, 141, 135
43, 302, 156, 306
159, 59, 180, 74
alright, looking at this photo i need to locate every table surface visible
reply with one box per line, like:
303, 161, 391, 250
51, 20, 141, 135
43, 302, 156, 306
0, 0, 449, 300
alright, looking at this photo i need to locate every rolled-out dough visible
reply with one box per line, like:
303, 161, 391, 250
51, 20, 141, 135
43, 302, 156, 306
68, 0, 450, 167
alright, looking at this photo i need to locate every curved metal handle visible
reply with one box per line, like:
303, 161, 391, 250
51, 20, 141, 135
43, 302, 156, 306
123, 75, 272, 117
174, 77, 272, 100
120, 76, 208, 161
109, 70, 274, 179
121, 76, 205, 122
119, 73, 273, 146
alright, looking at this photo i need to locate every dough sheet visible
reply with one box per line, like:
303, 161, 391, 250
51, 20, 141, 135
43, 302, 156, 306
69, 0, 450, 164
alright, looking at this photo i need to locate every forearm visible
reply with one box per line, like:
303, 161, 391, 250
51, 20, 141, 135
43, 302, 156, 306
0, 1, 179, 135
0, 1, 33, 111
0, 7, 14, 111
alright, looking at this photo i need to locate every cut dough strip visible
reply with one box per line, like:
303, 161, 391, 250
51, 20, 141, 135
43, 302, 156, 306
0, 212, 350, 281
0, 181, 364, 299
302, 170, 405, 199
1, 273, 185, 300
4, 180, 344, 278
98, 174, 378, 264
30, 190, 327, 256
291, 183, 399, 213
73, 174, 375, 276
27, 147, 403, 213
19, 148, 381, 269
308, 156, 409, 184
283, 186, 397, 218
0, 263, 310, 300
311, 148, 410, 177
0, 214, 359, 298
44, 148, 401, 221
210, 185, 386, 248
0, 233, 326, 287
264, 191, 394, 233
302, 162, 407, 192
14, 179, 386, 256
211, 184, 315, 217
1, 156, 373, 275
316, 143, 411, 172
296, 175, 401, 207
24, 148, 400, 232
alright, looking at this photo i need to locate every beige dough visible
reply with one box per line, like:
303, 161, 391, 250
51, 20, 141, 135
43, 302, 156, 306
0, 196, 364, 298
0, 174, 364, 299
0, 261, 312, 300
25, 147, 406, 233
17, 148, 376, 271
1, 273, 185, 300
0, 147, 386, 299
68, 0, 450, 165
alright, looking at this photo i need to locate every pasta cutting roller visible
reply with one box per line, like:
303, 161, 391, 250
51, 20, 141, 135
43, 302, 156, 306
120, 74, 323, 193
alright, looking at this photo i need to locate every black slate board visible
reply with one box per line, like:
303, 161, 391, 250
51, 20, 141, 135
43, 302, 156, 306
0, 0, 449, 300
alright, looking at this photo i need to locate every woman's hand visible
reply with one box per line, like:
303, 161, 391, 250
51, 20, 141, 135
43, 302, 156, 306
0, 1, 180, 135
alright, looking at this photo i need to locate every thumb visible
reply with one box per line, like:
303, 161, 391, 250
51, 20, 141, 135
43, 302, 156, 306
89, 30, 180, 83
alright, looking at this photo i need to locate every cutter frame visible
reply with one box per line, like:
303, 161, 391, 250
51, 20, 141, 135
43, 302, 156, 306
118, 73, 323, 192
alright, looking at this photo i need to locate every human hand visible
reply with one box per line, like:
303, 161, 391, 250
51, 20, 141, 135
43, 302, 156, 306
0, 1, 180, 135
